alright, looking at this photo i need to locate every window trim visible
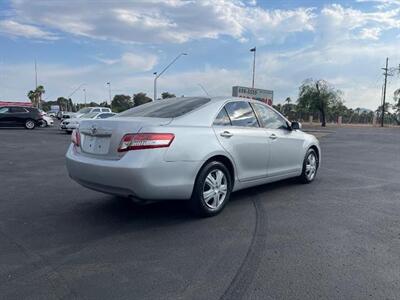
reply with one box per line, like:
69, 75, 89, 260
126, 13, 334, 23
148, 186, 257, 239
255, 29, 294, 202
222, 100, 260, 128
213, 107, 232, 126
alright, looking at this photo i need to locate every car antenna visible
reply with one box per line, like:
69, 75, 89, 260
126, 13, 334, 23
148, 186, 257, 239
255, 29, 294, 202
198, 84, 211, 97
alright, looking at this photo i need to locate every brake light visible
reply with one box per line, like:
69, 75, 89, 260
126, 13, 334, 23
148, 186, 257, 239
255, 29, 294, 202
118, 133, 175, 152
71, 129, 81, 147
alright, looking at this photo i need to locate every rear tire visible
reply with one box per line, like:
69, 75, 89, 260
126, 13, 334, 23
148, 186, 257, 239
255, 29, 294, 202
25, 119, 36, 130
189, 161, 232, 217
299, 148, 318, 183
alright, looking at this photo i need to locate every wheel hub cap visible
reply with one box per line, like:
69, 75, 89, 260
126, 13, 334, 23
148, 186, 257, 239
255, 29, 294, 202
305, 153, 317, 180
203, 169, 227, 209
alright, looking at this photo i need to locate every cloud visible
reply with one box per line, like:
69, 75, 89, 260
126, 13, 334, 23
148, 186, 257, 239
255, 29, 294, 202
5, 0, 315, 44
121, 52, 158, 71
359, 27, 382, 39
317, 4, 400, 43
0, 20, 57, 40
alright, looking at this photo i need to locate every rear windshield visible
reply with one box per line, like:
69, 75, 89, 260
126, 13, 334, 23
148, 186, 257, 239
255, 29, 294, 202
118, 97, 210, 118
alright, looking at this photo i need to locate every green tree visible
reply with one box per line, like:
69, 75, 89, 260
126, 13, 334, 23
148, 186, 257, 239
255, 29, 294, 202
161, 92, 176, 99
297, 79, 342, 127
27, 85, 45, 108
133, 92, 152, 107
99, 101, 111, 108
111, 94, 133, 112
393, 88, 400, 125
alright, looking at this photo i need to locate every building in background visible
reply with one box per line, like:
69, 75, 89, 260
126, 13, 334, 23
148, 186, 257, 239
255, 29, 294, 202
232, 86, 273, 106
0, 101, 32, 107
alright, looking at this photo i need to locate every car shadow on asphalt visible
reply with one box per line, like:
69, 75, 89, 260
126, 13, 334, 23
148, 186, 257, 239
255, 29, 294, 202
74, 177, 302, 228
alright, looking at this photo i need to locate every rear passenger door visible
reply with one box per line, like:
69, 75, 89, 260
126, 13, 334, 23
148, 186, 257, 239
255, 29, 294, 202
213, 101, 269, 181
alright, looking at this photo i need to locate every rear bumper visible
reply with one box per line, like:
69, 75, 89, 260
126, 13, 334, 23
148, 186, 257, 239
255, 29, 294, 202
66, 145, 200, 200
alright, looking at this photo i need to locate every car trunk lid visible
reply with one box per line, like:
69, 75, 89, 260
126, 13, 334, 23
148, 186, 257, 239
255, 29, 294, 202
78, 117, 172, 159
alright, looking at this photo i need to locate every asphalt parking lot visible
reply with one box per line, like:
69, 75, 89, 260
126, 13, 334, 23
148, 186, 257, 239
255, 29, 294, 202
1, 124, 400, 299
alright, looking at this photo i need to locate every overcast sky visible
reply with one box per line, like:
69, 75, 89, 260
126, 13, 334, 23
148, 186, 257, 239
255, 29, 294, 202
0, 0, 400, 109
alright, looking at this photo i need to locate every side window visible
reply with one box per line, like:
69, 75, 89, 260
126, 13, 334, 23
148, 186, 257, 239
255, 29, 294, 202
97, 113, 114, 119
10, 107, 28, 113
92, 108, 101, 112
0, 107, 10, 113
101, 108, 109, 112
213, 108, 231, 126
253, 103, 288, 130
224, 101, 259, 127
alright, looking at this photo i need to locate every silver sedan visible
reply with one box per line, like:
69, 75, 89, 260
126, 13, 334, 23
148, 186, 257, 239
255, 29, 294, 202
66, 97, 321, 216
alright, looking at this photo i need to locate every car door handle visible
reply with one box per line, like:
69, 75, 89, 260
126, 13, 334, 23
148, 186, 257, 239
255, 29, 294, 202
269, 133, 278, 140
220, 131, 233, 138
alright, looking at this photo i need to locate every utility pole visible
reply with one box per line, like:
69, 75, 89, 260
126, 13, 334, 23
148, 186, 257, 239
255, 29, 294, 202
250, 47, 256, 88
381, 57, 391, 127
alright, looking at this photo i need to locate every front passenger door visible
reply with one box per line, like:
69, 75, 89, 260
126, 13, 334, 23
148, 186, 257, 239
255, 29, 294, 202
252, 103, 304, 177
213, 101, 269, 181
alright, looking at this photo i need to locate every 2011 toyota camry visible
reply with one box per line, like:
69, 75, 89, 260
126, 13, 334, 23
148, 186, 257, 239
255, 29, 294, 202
66, 97, 320, 216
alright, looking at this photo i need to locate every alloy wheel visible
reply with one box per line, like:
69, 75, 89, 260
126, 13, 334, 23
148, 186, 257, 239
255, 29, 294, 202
305, 153, 317, 181
202, 169, 228, 209
26, 120, 35, 129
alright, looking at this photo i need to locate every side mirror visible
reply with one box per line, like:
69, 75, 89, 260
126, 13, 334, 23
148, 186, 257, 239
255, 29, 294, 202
291, 121, 302, 130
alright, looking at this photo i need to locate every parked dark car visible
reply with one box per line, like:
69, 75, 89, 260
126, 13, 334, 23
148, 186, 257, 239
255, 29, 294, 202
0, 106, 43, 129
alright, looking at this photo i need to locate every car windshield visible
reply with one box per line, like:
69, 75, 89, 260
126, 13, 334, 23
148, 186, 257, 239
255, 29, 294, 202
118, 97, 211, 118
79, 112, 98, 119
77, 108, 91, 114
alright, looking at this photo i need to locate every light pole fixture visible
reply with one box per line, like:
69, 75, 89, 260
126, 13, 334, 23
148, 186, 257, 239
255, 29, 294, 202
153, 52, 187, 101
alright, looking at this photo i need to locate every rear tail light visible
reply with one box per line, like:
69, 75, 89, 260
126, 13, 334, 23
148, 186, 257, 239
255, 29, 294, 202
118, 133, 175, 152
71, 129, 81, 147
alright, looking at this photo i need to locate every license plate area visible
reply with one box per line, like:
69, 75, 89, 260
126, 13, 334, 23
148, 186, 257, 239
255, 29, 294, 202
82, 135, 111, 155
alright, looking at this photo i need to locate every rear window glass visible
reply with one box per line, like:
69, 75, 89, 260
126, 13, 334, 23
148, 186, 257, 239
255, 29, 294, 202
118, 97, 210, 118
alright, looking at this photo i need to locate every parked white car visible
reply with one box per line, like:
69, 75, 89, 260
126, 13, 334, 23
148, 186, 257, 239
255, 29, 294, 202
60, 112, 116, 133
41, 115, 54, 127
70, 107, 112, 119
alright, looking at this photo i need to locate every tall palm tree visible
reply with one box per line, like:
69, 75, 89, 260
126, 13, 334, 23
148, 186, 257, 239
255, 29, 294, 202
27, 85, 45, 108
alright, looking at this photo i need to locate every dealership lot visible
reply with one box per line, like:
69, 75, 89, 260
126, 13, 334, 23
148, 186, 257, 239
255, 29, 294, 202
1, 125, 400, 299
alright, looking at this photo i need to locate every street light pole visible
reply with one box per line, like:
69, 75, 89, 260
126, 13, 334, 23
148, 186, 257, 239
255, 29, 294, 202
153, 53, 187, 101
83, 88, 87, 107
106, 82, 112, 111
153, 72, 158, 101
250, 47, 256, 88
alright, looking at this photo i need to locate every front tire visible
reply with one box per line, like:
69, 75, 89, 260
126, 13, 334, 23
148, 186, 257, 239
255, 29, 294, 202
40, 120, 47, 128
190, 161, 232, 217
25, 119, 36, 130
299, 148, 318, 183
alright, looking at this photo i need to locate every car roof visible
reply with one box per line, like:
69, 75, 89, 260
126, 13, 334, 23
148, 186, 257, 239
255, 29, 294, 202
169, 96, 285, 127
